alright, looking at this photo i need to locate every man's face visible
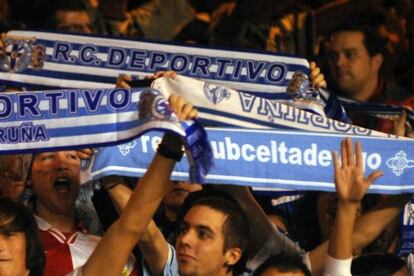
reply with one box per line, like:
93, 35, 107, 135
56, 10, 92, 34
327, 31, 381, 100
30, 151, 81, 216
0, 231, 27, 276
176, 205, 239, 276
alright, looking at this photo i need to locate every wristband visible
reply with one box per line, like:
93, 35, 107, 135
157, 143, 185, 161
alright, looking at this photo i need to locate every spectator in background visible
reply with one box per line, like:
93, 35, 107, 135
326, 17, 414, 133
54, 2, 92, 33
154, 181, 202, 241
0, 154, 32, 202
0, 0, 12, 32
380, 0, 414, 94
30, 0, 93, 34
26, 150, 137, 276
96, 0, 143, 38
98, 0, 194, 40
208, 0, 315, 55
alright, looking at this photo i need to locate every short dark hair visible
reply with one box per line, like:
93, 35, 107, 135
253, 253, 311, 276
351, 253, 407, 275
55, 0, 88, 12
331, 16, 387, 57
177, 190, 250, 272
0, 197, 44, 276
31, 0, 88, 29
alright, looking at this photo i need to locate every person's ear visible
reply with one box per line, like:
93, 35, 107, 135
224, 247, 242, 266
372, 53, 383, 73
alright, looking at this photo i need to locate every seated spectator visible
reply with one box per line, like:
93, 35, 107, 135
0, 197, 45, 276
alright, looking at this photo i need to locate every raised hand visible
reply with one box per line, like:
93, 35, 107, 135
168, 94, 198, 121
115, 71, 177, 89
153, 71, 177, 79
115, 74, 132, 88
392, 109, 414, 138
332, 138, 383, 204
310, 61, 327, 89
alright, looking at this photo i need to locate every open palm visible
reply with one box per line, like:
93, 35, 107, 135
332, 138, 383, 204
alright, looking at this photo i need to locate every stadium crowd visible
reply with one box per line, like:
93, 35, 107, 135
0, 0, 414, 275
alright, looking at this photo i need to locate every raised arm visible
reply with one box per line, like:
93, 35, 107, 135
80, 95, 196, 276
324, 138, 382, 275
102, 177, 171, 276
310, 138, 383, 276
310, 193, 408, 276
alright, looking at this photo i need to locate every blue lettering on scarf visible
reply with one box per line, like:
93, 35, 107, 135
0, 123, 49, 143
239, 93, 257, 113
18, 94, 41, 118
149, 52, 167, 71
128, 50, 146, 70
247, 60, 265, 81
191, 56, 210, 77
215, 58, 232, 78
52, 42, 74, 63
68, 91, 78, 114
44, 91, 64, 116
47, 40, 293, 85
311, 116, 330, 130
107, 47, 127, 68
332, 121, 352, 132
267, 63, 287, 83
0, 95, 12, 119
82, 89, 104, 113
258, 98, 283, 118
169, 54, 189, 72
79, 44, 99, 65
231, 60, 243, 81
297, 111, 310, 124
108, 89, 130, 110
